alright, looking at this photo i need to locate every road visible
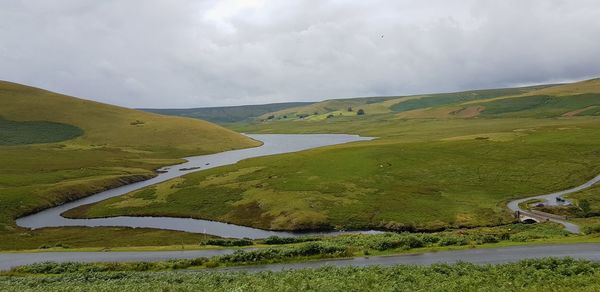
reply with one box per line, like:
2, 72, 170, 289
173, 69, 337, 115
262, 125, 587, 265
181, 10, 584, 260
507, 174, 600, 233
215, 243, 600, 273
2, 243, 599, 272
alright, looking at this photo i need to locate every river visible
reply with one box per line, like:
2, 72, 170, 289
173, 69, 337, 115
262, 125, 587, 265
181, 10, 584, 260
16, 134, 376, 239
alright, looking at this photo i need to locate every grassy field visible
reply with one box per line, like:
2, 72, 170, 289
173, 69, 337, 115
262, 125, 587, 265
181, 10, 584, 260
0, 81, 259, 250
2, 258, 600, 291
66, 79, 600, 232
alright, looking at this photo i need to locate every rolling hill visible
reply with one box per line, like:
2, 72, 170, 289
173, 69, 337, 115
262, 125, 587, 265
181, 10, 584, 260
141, 102, 312, 124
0, 81, 259, 153
255, 79, 600, 121
0, 80, 260, 250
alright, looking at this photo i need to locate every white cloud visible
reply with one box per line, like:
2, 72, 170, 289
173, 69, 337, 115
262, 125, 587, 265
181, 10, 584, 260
0, 0, 599, 108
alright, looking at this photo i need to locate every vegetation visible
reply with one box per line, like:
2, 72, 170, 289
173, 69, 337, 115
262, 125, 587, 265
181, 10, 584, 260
0, 81, 259, 250
3, 258, 600, 291
67, 79, 600, 232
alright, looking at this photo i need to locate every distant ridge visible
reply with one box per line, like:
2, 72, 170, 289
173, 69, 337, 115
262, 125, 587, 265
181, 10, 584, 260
141, 102, 313, 124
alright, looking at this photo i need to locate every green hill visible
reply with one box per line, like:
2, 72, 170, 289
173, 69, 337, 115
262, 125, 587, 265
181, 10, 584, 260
256, 79, 600, 121
0, 81, 258, 153
141, 102, 313, 124
0, 81, 259, 250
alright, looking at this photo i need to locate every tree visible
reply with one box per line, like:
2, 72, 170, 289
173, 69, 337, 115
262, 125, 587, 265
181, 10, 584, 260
347, 106, 353, 112
357, 109, 365, 115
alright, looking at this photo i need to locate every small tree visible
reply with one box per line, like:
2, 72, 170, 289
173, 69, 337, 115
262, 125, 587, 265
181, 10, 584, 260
347, 106, 353, 112
357, 109, 365, 115
326, 114, 334, 119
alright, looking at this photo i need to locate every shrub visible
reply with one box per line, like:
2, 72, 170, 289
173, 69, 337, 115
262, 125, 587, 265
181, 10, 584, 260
205, 239, 253, 246
439, 236, 468, 246
262, 236, 318, 245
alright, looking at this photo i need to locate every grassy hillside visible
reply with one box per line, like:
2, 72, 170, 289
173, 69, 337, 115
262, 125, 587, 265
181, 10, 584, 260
0, 81, 259, 250
141, 102, 312, 124
0, 81, 258, 154
69, 78, 600, 232
256, 84, 555, 121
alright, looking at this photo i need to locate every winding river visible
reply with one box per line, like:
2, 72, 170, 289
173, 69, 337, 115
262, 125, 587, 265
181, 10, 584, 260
16, 134, 377, 239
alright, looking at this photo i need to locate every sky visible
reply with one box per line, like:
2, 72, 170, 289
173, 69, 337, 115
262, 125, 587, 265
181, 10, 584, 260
1, 0, 600, 108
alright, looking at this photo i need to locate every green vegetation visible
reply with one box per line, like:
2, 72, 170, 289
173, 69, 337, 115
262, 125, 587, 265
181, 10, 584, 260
0, 81, 259, 250
0, 118, 82, 145
64, 78, 600, 233
141, 102, 312, 123
3, 258, 600, 291
4, 223, 580, 273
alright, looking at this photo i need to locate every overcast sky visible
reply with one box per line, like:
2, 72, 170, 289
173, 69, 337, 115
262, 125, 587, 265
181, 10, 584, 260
1, 0, 600, 108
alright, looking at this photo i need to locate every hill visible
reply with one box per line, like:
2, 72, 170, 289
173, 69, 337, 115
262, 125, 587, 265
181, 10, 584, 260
0, 81, 258, 153
141, 102, 312, 124
0, 81, 259, 250
256, 79, 600, 121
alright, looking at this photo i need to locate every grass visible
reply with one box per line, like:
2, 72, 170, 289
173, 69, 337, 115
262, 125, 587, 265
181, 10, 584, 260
0, 81, 260, 250
73, 117, 600, 231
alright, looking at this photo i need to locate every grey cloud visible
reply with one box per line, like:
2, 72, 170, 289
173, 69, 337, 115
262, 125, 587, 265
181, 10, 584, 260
0, 0, 599, 108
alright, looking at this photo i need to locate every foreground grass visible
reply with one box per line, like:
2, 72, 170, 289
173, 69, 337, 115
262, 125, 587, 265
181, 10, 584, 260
2, 258, 600, 291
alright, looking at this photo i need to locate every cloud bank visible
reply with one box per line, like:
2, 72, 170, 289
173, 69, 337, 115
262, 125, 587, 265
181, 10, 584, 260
1, 0, 599, 107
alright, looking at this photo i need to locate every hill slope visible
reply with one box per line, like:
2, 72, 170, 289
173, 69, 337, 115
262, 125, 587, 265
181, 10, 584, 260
0, 81, 259, 250
141, 102, 313, 124
0, 81, 258, 153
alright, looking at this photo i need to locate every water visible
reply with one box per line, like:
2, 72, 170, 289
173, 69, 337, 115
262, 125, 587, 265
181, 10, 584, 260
16, 134, 379, 239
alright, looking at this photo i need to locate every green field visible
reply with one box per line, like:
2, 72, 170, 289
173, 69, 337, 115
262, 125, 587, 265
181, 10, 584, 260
65, 79, 600, 232
0, 81, 259, 250
3, 258, 600, 291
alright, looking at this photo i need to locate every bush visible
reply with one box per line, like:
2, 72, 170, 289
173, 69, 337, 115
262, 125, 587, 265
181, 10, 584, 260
439, 236, 468, 246
205, 239, 253, 246
476, 234, 499, 244
217, 242, 350, 264
262, 236, 318, 245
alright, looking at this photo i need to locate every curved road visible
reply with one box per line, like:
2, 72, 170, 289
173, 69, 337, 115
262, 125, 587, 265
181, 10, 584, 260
507, 174, 600, 234
2, 243, 600, 272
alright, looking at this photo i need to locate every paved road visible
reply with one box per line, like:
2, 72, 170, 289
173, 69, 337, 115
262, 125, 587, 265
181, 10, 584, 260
2, 243, 600, 272
507, 174, 600, 233
216, 243, 600, 273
